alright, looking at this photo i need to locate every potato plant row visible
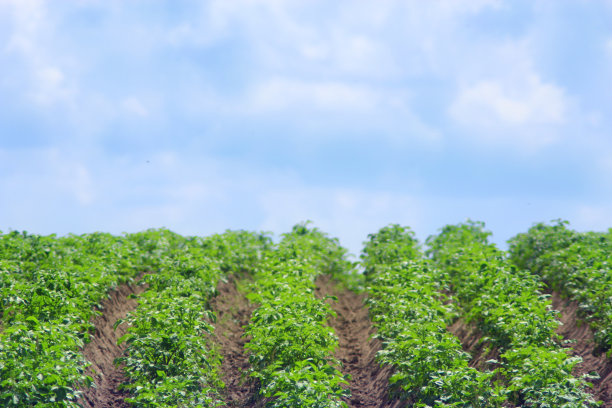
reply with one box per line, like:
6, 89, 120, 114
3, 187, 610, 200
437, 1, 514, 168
116, 229, 272, 407
426, 221, 597, 407
115, 232, 224, 407
362, 225, 506, 407
0, 231, 144, 407
508, 220, 612, 351
243, 223, 352, 408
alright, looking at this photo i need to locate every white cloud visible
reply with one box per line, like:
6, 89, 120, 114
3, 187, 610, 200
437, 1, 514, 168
246, 77, 442, 146
258, 187, 424, 256
166, 1, 498, 80
0, 146, 428, 255
0, 0, 530, 148
246, 78, 378, 113
60, 163, 95, 206
450, 75, 566, 127
30, 66, 75, 104
3, 145, 611, 258
43, 150, 96, 206
446, 36, 573, 151
0, 148, 96, 212
0, 148, 231, 234
3, 0, 45, 56
121, 97, 149, 117
177, 74, 439, 145
436, 0, 503, 14
295, 32, 400, 78
448, 77, 567, 150
37, 66, 63, 87
3, 0, 79, 108
575, 205, 612, 232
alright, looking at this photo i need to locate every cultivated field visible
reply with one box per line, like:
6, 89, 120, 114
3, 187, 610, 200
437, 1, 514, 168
1, 221, 610, 407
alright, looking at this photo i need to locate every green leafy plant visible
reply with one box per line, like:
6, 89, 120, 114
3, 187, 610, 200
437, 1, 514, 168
243, 223, 351, 408
116, 229, 271, 407
427, 221, 598, 408
509, 221, 612, 351
0, 231, 143, 407
363, 226, 506, 407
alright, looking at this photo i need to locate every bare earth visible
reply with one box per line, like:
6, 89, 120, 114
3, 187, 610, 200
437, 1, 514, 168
315, 275, 406, 408
80, 279, 147, 408
78, 275, 612, 407
552, 292, 612, 408
210, 276, 262, 407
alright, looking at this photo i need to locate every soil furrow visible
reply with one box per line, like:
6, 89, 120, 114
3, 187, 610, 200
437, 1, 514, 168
448, 317, 500, 371
315, 275, 405, 408
551, 292, 612, 407
210, 276, 259, 407
80, 279, 147, 408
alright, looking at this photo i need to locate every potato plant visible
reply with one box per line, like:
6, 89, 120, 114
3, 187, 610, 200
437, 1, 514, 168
244, 223, 351, 408
1, 223, 609, 407
427, 221, 598, 407
116, 230, 271, 407
362, 225, 506, 407
0, 231, 143, 407
509, 221, 612, 351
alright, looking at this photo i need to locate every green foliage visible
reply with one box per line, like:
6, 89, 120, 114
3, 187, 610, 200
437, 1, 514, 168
0, 228, 271, 407
0, 231, 142, 407
198, 229, 274, 273
507, 219, 575, 272
117, 229, 271, 407
508, 221, 612, 351
425, 220, 493, 262
427, 221, 598, 408
0, 321, 92, 407
361, 224, 420, 272
502, 347, 597, 407
363, 225, 505, 407
244, 223, 350, 408
277, 221, 355, 278
3, 221, 605, 407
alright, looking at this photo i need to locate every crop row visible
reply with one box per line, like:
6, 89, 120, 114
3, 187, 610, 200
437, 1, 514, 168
0, 225, 352, 407
508, 220, 612, 351
0, 231, 144, 407
115, 229, 271, 407
427, 221, 597, 407
0, 228, 272, 407
114, 230, 226, 407
362, 225, 505, 407
243, 223, 352, 408
2, 222, 608, 407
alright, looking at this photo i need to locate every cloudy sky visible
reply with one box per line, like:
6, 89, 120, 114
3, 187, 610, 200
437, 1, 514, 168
1, 0, 611, 256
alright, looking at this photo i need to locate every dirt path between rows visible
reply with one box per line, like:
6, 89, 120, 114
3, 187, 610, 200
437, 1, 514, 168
80, 278, 147, 408
210, 276, 260, 407
448, 317, 500, 372
315, 275, 406, 408
552, 292, 612, 407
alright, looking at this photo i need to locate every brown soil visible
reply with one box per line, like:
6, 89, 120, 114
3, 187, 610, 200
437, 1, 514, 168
315, 275, 406, 408
551, 292, 612, 407
210, 276, 260, 407
448, 317, 500, 371
79, 279, 147, 408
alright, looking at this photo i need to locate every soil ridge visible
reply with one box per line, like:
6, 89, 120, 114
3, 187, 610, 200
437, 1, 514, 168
448, 317, 500, 371
551, 291, 612, 407
80, 278, 147, 408
315, 274, 406, 408
210, 276, 260, 407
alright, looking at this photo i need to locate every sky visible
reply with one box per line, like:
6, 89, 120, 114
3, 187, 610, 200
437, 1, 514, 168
1, 0, 612, 258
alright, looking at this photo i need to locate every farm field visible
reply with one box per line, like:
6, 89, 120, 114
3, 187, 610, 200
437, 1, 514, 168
1, 221, 611, 407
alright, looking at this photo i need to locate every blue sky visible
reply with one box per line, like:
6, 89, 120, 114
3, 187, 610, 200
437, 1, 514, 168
1, 0, 612, 257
